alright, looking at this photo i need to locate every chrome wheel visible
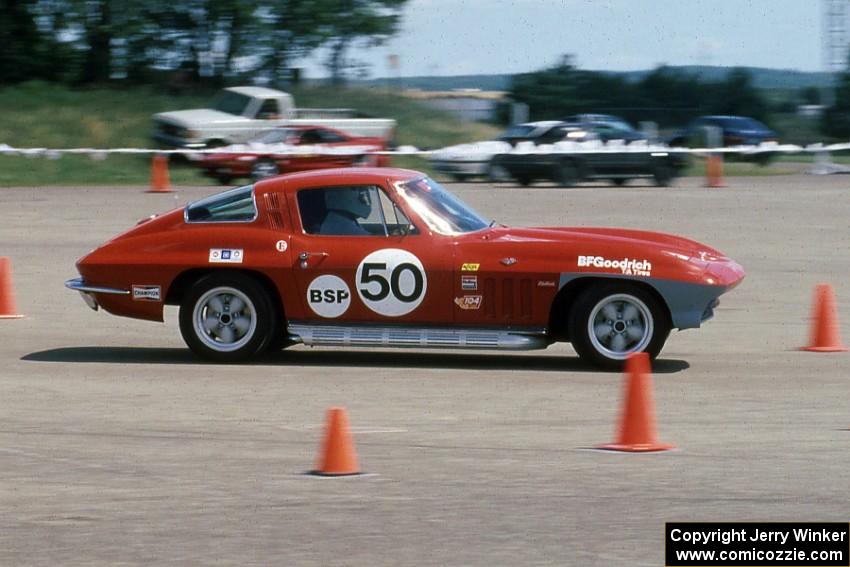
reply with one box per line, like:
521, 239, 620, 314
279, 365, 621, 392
192, 286, 257, 352
487, 162, 509, 183
587, 293, 654, 360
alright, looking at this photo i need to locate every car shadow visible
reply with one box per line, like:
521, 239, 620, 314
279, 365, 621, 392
21, 346, 690, 374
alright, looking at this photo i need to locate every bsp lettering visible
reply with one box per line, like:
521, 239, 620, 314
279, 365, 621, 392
310, 289, 349, 304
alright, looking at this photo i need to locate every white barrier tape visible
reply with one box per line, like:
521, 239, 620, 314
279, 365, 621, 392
1, 140, 849, 159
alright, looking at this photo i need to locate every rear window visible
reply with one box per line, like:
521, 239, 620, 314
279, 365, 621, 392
185, 185, 257, 222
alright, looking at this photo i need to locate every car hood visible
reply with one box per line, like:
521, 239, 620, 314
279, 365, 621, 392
154, 109, 247, 128
430, 140, 511, 161
455, 225, 743, 286
488, 226, 724, 257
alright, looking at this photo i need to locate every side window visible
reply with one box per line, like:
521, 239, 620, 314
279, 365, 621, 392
317, 129, 347, 143
300, 129, 323, 144
257, 99, 279, 120
186, 185, 256, 222
298, 185, 382, 236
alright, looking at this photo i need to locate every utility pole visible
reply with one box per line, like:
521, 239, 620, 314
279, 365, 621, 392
824, 0, 850, 103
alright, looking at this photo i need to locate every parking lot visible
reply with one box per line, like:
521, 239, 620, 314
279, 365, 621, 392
1, 174, 849, 566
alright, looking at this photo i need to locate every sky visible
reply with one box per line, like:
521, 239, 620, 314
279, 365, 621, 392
299, 0, 824, 79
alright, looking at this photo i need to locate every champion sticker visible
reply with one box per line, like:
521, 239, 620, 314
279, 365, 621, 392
577, 255, 652, 277
132, 285, 161, 302
356, 249, 427, 317
307, 275, 351, 318
209, 248, 243, 264
460, 263, 480, 272
461, 275, 478, 291
454, 295, 483, 310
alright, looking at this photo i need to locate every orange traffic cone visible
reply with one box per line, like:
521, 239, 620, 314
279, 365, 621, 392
800, 284, 847, 352
598, 353, 674, 452
0, 257, 24, 319
311, 407, 361, 476
148, 154, 171, 193
705, 154, 725, 188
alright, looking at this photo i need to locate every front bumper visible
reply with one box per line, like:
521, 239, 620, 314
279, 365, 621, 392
65, 278, 129, 311
430, 159, 490, 177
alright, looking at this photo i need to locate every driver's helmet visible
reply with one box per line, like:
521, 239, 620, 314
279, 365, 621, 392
324, 187, 372, 219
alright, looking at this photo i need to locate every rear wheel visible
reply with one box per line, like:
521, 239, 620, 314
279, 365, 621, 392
251, 158, 280, 181
568, 283, 669, 370
610, 178, 628, 187
556, 160, 579, 187
179, 273, 277, 362
653, 163, 673, 187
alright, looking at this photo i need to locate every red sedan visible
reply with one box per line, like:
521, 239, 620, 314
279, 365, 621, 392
66, 168, 744, 369
194, 126, 390, 183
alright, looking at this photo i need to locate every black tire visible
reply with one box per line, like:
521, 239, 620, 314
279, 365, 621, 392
205, 139, 228, 149
515, 174, 533, 186
450, 173, 471, 182
610, 178, 628, 187
216, 174, 233, 186
179, 272, 278, 363
251, 158, 280, 181
556, 160, 579, 187
653, 163, 673, 187
487, 160, 510, 184
568, 282, 670, 370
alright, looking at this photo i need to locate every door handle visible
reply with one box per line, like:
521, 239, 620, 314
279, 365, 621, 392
299, 251, 328, 268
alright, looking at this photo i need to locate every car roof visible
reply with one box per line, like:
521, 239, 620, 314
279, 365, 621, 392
226, 86, 287, 98
254, 167, 422, 193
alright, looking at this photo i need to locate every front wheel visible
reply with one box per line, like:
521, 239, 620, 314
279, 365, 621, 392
487, 160, 510, 184
556, 160, 579, 187
568, 283, 670, 370
179, 273, 278, 362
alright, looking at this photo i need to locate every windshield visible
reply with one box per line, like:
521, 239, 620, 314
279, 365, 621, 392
253, 128, 295, 144
499, 124, 535, 139
396, 177, 489, 235
719, 117, 769, 131
213, 91, 252, 116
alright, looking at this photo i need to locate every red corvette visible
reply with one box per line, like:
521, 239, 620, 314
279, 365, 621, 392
66, 168, 744, 369
193, 125, 389, 184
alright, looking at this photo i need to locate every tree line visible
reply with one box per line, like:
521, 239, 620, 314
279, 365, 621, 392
0, 0, 407, 87
505, 56, 770, 128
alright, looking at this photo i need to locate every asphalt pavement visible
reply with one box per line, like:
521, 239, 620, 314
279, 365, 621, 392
1, 174, 848, 566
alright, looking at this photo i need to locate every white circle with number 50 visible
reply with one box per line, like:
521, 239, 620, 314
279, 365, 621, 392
356, 249, 427, 317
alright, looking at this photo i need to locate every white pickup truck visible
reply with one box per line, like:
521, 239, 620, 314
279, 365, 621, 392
152, 86, 396, 149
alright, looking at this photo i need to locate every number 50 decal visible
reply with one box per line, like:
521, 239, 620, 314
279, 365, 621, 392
356, 249, 427, 316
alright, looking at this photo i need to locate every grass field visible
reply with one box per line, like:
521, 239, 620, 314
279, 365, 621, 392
0, 82, 499, 186
0, 81, 837, 186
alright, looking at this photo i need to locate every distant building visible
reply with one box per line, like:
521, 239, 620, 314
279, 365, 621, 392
403, 89, 505, 123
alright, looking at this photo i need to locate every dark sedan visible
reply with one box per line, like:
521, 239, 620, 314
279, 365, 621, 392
490, 117, 687, 187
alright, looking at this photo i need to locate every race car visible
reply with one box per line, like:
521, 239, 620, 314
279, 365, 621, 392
191, 125, 389, 183
66, 168, 744, 369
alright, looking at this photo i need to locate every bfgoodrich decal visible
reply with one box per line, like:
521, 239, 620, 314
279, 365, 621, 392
577, 255, 652, 277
